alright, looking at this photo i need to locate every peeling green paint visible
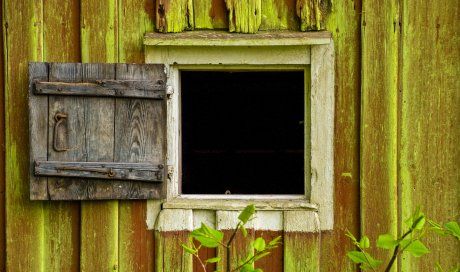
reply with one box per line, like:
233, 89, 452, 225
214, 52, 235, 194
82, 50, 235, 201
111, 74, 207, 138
157, 0, 194, 33
296, 0, 332, 31
225, 0, 261, 33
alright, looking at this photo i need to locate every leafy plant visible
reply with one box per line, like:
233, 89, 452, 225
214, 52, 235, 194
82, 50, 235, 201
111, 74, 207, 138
181, 204, 282, 272
346, 208, 460, 272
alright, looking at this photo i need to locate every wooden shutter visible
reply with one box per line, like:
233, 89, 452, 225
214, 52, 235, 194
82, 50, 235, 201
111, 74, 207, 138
29, 62, 167, 200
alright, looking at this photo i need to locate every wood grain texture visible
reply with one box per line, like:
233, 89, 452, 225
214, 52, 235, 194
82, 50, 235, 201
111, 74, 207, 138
79, 1, 119, 269
42, 2, 81, 270
284, 211, 320, 271
259, 0, 299, 31
217, 211, 255, 272
0, 1, 5, 269
155, 209, 193, 272
225, 0, 262, 33
321, 0, 361, 270
29, 63, 50, 199
361, 0, 399, 266
156, 0, 194, 33
4, 1, 46, 270
193, 0, 228, 29
117, 2, 157, 271
296, 0, 332, 31
399, 0, 460, 270
254, 231, 284, 272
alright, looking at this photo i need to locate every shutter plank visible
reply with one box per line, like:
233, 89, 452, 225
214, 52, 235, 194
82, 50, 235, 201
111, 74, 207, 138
47, 63, 88, 200
29, 62, 50, 199
114, 64, 166, 198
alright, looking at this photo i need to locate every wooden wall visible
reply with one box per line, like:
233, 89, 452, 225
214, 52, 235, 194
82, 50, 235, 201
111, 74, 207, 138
0, 0, 458, 271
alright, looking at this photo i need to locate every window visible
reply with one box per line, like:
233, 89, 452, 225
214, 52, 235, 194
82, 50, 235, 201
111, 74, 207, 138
181, 71, 305, 195
144, 31, 334, 230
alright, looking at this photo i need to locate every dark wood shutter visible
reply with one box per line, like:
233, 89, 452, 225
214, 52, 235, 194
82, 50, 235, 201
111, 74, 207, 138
29, 63, 167, 200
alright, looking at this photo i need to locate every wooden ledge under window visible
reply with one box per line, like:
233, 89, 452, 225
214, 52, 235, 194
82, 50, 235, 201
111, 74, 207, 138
162, 196, 318, 211
144, 30, 332, 47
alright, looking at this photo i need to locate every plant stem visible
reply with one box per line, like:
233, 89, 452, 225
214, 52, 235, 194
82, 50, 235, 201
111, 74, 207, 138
355, 245, 377, 272
384, 216, 423, 272
194, 254, 207, 272
226, 222, 242, 272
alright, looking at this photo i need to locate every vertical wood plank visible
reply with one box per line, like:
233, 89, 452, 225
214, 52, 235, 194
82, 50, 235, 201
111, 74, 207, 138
155, 0, 194, 33
45, 63, 83, 270
193, 210, 217, 272
42, 1, 81, 270
79, 63, 118, 271
0, 1, 5, 268
117, 3, 156, 271
155, 209, 193, 272
361, 0, 400, 265
399, 0, 460, 270
116, 63, 166, 272
283, 211, 320, 272
80, 2, 119, 270
28, 63, 49, 200
259, 0, 299, 31
216, 211, 255, 272
4, 0, 45, 270
321, 0, 362, 270
254, 211, 284, 272
225, 0, 262, 33
193, 0, 228, 29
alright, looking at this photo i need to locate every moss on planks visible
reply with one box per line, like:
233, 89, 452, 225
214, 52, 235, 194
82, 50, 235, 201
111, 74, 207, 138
4, 0, 46, 270
296, 0, 332, 31
360, 0, 399, 266
225, 0, 261, 33
156, 0, 194, 33
399, 0, 460, 270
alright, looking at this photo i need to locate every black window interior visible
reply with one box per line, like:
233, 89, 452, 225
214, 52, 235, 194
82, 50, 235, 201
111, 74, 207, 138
181, 71, 305, 194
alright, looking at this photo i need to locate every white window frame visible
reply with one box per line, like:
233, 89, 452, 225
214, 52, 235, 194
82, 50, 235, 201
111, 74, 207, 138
144, 31, 334, 230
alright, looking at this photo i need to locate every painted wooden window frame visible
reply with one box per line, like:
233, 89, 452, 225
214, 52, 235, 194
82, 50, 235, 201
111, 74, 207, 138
144, 31, 334, 230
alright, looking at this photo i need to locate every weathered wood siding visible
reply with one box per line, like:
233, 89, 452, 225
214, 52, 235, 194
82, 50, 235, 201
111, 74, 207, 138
1, 0, 458, 271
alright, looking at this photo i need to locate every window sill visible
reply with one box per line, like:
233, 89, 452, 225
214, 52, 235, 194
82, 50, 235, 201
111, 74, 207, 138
162, 195, 318, 211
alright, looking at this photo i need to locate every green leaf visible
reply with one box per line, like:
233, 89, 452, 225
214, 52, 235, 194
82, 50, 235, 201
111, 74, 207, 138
191, 223, 224, 248
241, 225, 248, 237
444, 222, 460, 240
401, 240, 429, 257
254, 251, 271, 262
254, 269, 263, 272
377, 234, 399, 249
405, 208, 425, 230
253, 237, 266, 252
346, 251, 381, 269
239, 204, 256, 224
359, 236, 370, 249
205, 257, 221, 264
241, 264, 255, 272
268, 236, 282, 247
181, 244, 197, 255
345, 230, 358, 243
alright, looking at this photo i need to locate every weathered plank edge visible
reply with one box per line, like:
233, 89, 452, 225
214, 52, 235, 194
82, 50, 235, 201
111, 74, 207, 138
29, 62, 50, 200
310, 40, 335, 230
144, 30, 332, 46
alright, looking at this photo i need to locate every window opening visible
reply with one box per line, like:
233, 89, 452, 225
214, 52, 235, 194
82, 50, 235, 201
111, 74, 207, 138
181, 71, 305, 194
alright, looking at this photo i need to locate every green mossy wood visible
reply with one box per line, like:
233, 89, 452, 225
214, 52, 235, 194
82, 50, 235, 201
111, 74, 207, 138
154, 0, 331, 33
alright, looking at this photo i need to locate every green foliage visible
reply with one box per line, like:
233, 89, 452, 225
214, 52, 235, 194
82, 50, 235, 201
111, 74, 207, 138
346, 208, 460, 272
181, 204, 281, 272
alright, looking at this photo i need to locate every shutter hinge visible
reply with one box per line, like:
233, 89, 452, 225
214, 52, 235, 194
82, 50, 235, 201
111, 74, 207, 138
166, 85, 174, 99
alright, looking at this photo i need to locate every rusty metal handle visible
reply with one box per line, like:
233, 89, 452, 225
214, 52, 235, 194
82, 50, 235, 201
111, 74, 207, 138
53, 112, 69, 152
